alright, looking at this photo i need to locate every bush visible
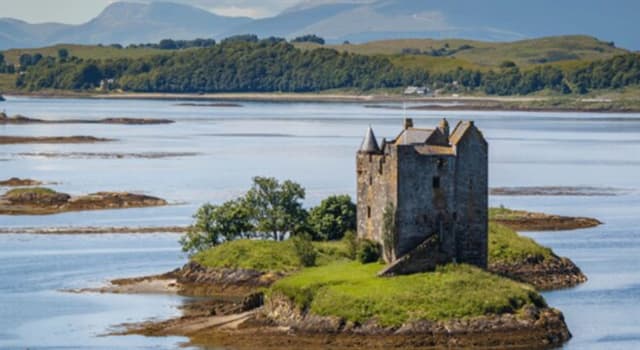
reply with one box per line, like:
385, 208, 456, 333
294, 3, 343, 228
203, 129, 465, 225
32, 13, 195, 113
292, 234, 317, 267
343, 230, 358, 260
357, 239, 381, 264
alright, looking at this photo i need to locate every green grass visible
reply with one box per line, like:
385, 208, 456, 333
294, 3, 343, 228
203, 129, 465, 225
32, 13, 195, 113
297, 35, 627, 70
489, 222, 554, 264
193, 239, 351, 273
269, 262, 545, 326
0, 74, 16, 91
4, 187, 58, 197
193, 218, 554, 271
2, 44, 165, 65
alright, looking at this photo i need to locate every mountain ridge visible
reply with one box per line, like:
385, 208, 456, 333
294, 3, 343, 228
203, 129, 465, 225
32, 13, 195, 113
0, 0, 638, 50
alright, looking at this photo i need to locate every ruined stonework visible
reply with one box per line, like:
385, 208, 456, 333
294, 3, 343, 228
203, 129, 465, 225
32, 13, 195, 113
356, 118, 488, 274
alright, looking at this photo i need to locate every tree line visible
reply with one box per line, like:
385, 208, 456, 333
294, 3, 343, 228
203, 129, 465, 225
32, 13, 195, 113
11, 37, 640, 95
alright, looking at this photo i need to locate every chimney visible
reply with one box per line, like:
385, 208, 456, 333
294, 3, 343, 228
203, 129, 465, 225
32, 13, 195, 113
403, 118, 414, 129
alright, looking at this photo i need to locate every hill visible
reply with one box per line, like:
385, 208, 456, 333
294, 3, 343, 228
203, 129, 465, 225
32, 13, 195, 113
0, 0, 639, 50
295, 35, 628, 71
0, 2, 250, 50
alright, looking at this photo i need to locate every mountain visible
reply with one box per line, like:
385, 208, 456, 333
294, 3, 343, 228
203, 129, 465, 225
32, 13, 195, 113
0, 1, 251, 50
226, 0, 640, 50
0, 0, 638, 51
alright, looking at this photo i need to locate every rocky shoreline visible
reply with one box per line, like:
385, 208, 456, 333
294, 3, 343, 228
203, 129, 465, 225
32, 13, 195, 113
0, 187, 167, 215
490, 255, 587, 291
103, 261, 570, 350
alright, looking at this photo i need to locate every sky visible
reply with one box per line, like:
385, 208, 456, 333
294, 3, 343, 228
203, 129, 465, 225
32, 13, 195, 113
0, 0, 303, 23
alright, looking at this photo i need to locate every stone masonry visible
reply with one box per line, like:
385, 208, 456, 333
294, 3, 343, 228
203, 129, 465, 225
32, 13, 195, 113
356, 118, 488, 275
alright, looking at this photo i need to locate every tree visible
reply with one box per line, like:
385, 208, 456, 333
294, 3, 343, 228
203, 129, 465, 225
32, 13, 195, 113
58, 48, 69, 61
291, 34, 325, 45
158, 39, 177, 50
308, 195, 356, 241
245, 176, 306, 241
179, 199, 253, 254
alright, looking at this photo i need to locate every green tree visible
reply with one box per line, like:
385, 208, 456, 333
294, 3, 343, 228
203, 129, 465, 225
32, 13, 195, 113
308, 194, 356, 241
179, 199, 253, 254
245, 176, 306, 241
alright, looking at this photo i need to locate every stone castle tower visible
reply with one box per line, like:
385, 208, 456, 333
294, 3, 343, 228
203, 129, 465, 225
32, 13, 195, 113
356, 118, 488, 275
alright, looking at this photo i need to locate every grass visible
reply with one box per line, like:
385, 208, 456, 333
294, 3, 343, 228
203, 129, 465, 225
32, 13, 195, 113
488, 222, 554, 264
4, 187, 58, 197
193, 239, 351, 273
1, 44, 165, 65
0, 74, 17, 92
193, 216, 555, 271
296, 35, 627, 70
269, 262, 545, 326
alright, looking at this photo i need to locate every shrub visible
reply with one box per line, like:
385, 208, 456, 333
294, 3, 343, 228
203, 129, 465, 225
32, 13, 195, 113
357, 239, 381, 264
292, 234, 317, 267
343, 230, 358, 260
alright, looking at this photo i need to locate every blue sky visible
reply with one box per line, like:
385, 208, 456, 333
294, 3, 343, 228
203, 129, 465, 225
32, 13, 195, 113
0, 0, 303, 23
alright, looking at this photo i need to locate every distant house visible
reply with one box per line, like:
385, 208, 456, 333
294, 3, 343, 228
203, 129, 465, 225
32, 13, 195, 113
403, 86, 430, 96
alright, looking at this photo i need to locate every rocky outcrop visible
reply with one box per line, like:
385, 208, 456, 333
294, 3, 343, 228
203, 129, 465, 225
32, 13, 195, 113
173, 261, 283, 296
262, 294, 571, 349
0, 177, 43, 187
491, 209, 602, 231
490, 254, 587, 290
0, 135, 112, 144
0, 188, 167, 215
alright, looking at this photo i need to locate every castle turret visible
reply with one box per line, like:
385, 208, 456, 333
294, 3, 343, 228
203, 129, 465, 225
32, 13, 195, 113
360, 126, 381, 153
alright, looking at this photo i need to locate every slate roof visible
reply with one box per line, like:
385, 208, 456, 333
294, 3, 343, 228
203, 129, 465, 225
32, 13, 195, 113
360, 127, 381, 153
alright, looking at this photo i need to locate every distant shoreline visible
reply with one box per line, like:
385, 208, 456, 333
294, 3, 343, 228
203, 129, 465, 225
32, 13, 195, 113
6, 91, 640, 113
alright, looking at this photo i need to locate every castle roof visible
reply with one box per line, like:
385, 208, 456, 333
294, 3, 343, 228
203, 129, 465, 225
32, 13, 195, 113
449, 121, 474, 145
360, 126, 381, 153
395, 128, 435, 145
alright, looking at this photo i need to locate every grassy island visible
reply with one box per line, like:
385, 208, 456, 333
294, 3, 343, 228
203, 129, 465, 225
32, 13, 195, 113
269, 262, 543, 326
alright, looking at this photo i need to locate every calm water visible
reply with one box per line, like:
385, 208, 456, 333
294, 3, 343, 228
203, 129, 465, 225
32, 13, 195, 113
1, 96, 639, 349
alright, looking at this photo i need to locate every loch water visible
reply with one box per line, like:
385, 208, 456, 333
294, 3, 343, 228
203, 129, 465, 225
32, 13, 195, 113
0, 96, 639, 349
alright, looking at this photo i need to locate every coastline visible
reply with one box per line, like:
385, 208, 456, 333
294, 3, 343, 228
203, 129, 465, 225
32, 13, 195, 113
5, 91, 640, 113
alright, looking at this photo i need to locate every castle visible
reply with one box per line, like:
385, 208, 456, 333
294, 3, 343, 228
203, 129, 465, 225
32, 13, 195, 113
356, 118, 488, 275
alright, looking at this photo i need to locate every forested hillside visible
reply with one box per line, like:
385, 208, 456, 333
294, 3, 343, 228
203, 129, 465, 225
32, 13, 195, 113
11, 38, 640, 96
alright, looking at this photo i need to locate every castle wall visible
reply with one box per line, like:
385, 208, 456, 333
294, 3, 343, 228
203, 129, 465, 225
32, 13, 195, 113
396, 147, 456, 258
452, 127, 488, 268
356, 148, 397, 248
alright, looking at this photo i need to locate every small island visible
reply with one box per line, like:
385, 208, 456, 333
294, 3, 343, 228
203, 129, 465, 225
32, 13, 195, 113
0, 187, 167, 215
0, 135, 112, 144
490, 207, 602, 231
0, 177, 43, 187
95, 121, 598, 349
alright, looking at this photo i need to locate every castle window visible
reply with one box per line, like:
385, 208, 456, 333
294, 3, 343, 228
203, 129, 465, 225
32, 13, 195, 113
367, 206, 371, 218
378, 162, 383, 175
433, 176, 441, 189
369, 175, 373, 185
437, 158, 445, 169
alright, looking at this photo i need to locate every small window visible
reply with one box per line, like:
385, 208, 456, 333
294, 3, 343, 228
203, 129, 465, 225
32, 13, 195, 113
433, 176, 441, 189
369, 175, 373, 185
437, 158, 445, 169
367, 206, 372, 218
